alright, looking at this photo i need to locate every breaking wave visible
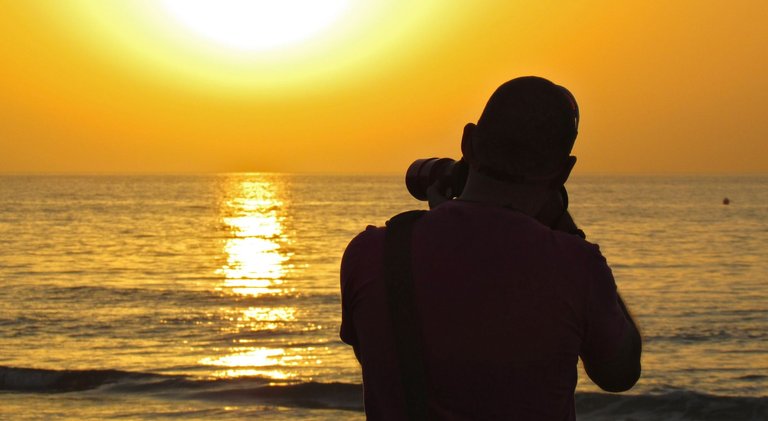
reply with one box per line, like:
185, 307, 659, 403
2, 366, 766, 419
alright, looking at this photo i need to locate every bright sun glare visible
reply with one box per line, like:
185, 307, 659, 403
161, 0, 351, 51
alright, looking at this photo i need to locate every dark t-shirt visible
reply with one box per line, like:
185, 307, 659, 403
340, 200, 629, 420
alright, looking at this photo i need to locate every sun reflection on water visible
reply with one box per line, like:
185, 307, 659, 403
215, 178, 293, 297
202, 176, 301, 380
201, 347, 296, 380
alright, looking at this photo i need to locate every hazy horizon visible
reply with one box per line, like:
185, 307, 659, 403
2, 170, 767, 177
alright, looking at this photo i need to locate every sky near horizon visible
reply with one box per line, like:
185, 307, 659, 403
1, 1, 766, 174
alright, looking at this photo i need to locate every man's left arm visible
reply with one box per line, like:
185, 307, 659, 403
340, 231, 369, 362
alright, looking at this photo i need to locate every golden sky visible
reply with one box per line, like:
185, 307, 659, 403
1, 1, 766, 174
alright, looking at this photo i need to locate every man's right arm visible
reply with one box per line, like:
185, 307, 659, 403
581, 293, 641, 392
568, 232, 642, 393
552, 207, 642, 391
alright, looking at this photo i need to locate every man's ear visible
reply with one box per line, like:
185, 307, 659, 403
550, 156, 577, 187
460, 123, 477, 162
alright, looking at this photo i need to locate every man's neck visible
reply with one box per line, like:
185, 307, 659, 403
457, 168, 550, 217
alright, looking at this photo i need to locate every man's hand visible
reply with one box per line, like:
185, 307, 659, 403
536, 186, 585, 238
535, 187, 567, 227
426, 178, 452, 209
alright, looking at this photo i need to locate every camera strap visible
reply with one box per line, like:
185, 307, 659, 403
384, 209, 429, 421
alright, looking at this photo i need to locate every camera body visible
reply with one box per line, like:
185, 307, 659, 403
405, 158, 469, 201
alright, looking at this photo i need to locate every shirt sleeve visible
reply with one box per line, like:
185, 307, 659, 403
580, 246, 630, 362
340, 228, 376, 348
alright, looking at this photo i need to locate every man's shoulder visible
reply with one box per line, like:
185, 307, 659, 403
341, 208, 428, 282
341, 225, 386, 277
346, 209, 428, 253
549, 226, 605, 261
347, 224, 386, 251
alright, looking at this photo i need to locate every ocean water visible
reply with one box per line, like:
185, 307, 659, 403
0, 174, 766, 420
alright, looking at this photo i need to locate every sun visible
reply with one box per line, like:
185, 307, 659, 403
161, 0, 351, 52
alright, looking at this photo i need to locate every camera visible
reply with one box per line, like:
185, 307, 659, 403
405, 157, 572, 222
405, 158, 469, 201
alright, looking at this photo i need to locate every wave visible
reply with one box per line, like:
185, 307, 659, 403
2, 366, 767, 418
0, 366, 363, 411
575, 391, 767, 421
3, 284, 333, 305
0, 366, 157, 393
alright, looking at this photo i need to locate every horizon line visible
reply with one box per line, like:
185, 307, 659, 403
1, 170, 767, 177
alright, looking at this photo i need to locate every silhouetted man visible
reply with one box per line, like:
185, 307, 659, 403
340, 76, 641, 420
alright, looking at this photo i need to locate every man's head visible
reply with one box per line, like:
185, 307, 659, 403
462, 76, 579, 183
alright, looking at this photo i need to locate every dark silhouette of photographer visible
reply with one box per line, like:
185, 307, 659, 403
341, 76, 641, 420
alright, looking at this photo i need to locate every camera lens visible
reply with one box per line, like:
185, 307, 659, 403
405, 158, 468, 201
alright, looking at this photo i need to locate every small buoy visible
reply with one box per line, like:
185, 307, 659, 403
722, 197, 730, 205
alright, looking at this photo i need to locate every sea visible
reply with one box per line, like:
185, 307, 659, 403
0, 174, 766, 420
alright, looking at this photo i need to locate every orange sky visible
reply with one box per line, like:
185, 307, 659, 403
1, 1, 766, 174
